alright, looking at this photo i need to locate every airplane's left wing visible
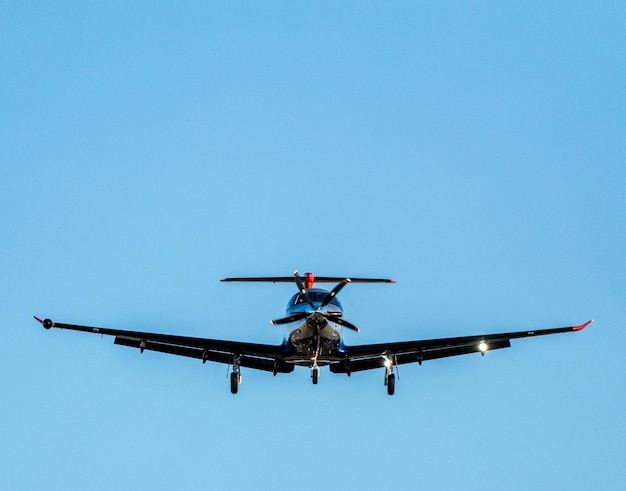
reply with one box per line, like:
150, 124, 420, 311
331, 320, 593, 373
33, 317, 294, 373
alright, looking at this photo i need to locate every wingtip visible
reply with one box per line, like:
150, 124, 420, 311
34, 316, 55, 329
573, 319, 594, 331
389, 279, 397, 284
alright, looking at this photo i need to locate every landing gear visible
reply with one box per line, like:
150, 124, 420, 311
386, 373, 395, 396
230, 371, 241, 394
311, 366, 319, 385
384, 358, 396, 396
310, 354, 320, 385
230, 355, 242, 394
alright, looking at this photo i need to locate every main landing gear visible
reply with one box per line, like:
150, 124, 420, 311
385, 373, 395, 396
230, 356, 242, 394
230, 371, 241, 394
384, 358, 396, 396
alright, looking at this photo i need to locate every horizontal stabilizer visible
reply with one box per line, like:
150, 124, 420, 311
222, 276, 395, 284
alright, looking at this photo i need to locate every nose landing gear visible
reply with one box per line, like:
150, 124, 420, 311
311, 359, 320, 385
311, 367, 319, 384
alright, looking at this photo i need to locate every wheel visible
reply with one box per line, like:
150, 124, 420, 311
387, 373, 395, 396
312, 368, 319, 385
230, 371, 239, 394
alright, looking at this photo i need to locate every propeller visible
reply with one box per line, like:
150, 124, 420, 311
320, 278, 350, 308
325, 314, 360, 333
270, 312, 309, 325
293, 271, 315, 309
270, 273, 361, 332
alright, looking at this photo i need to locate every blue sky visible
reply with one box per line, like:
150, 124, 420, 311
1, 2, 624, 489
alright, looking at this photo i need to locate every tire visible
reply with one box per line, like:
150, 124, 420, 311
387, 373, 395, 396
312, 368, 319, 385
230, 371, 239, 394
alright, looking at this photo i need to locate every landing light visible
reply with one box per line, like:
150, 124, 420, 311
478, 341, 488, 353
383, 358, 393, 368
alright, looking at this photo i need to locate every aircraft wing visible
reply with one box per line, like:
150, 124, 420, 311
33, 317, 294, 373
331, 320, 593, 373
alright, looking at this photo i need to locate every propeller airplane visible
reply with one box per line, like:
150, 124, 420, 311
34, 271, 592, 395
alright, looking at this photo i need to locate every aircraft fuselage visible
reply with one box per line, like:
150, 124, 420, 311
284, 288, 344, 364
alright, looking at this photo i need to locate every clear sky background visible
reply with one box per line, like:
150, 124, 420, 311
1, 2, 624, 490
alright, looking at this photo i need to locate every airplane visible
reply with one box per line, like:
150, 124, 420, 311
33, 271, 593, 395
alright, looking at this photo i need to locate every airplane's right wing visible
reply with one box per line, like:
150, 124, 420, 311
331, 320, 593, 373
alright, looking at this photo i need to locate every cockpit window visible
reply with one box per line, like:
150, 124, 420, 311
290, 291, 342, 307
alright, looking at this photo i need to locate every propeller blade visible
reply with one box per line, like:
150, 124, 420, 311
325, 314, 360, 333
320, 279, 351, 308
294, 271, 315, 308
270, 312, 309, 326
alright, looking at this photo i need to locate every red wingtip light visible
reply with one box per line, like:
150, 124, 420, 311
390, 279, 396, 284
573, 320, 593, 331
